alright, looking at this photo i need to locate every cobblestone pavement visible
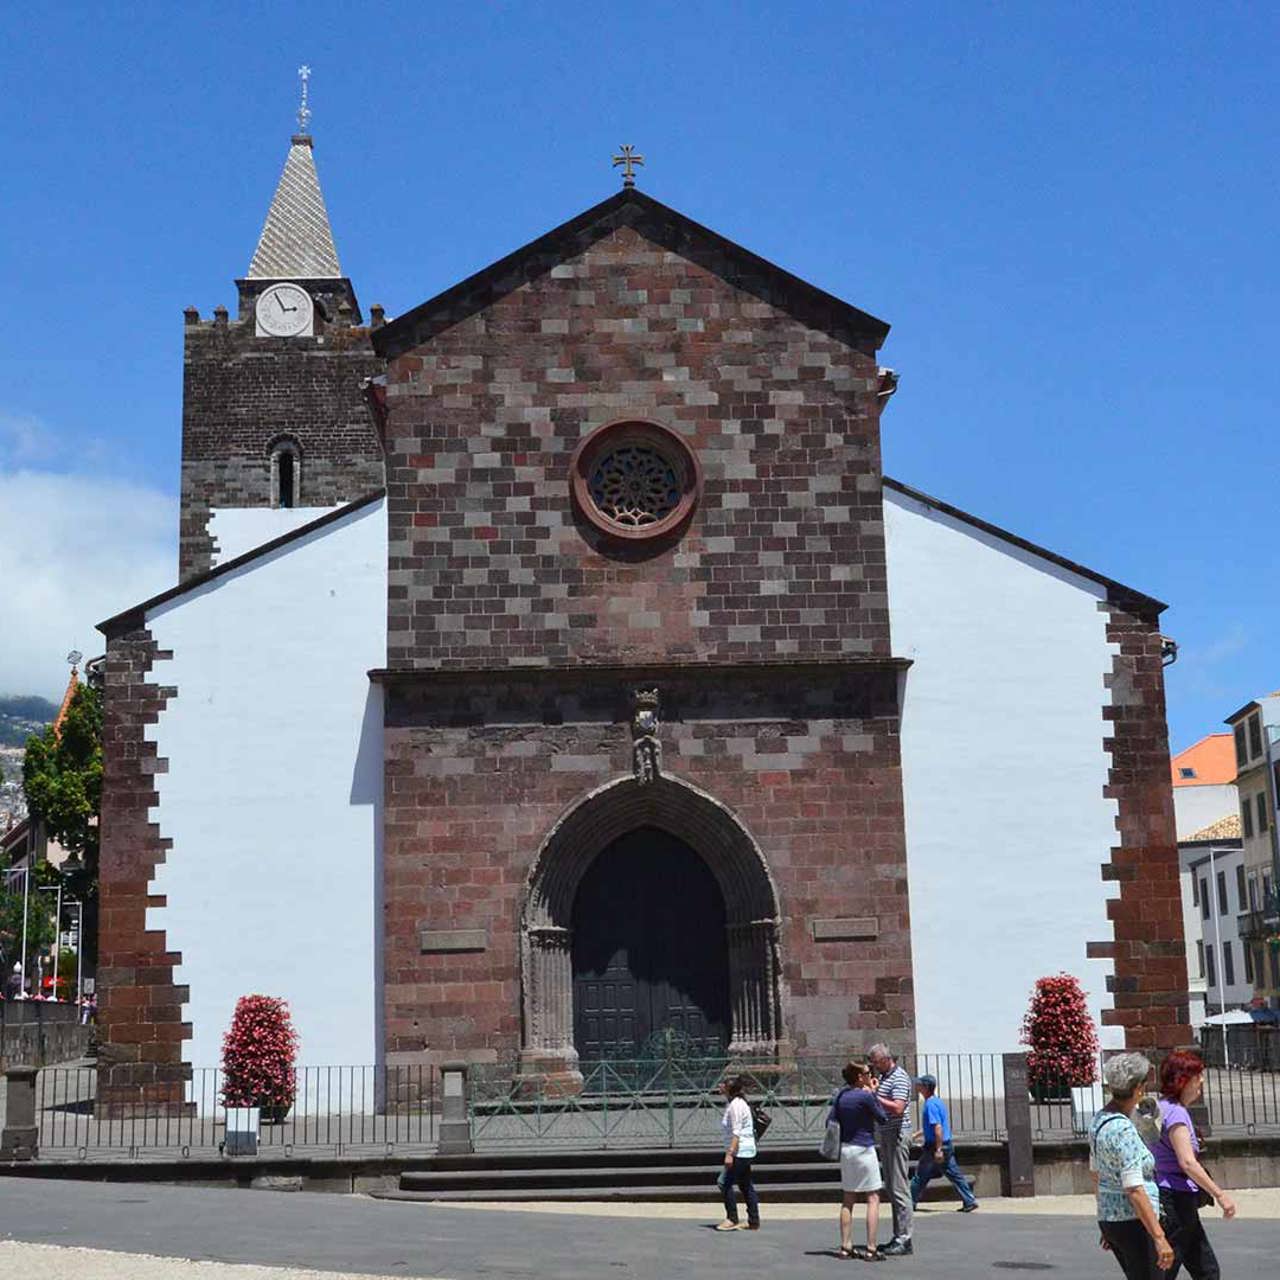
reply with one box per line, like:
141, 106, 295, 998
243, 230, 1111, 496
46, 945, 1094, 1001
0, 1178, 1273, 1278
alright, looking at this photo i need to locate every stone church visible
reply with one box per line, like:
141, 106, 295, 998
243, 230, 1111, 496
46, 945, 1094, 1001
96, 118, 1185, 1106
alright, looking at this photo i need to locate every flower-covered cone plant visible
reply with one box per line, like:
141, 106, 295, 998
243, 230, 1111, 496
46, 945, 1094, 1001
221, 995, 299, 1120
1021, 973, 1098, 1100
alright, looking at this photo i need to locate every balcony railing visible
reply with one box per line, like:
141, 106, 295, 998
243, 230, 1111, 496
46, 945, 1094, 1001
1239, 893, 1280, 941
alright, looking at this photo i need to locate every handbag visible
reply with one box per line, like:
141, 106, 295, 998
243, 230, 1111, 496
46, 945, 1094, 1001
819, 1088, 847, 1161
751, 1102, 772, 1141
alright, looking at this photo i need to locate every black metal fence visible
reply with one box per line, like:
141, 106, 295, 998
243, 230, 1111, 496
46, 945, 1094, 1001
33, 1064, 437, 1160
23, 1047, 1280, 1161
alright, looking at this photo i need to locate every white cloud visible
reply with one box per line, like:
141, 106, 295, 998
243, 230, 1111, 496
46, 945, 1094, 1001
0, 467, 176, 700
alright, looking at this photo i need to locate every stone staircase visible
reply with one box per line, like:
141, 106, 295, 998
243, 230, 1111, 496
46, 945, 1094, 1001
372, 1143, 972, 1204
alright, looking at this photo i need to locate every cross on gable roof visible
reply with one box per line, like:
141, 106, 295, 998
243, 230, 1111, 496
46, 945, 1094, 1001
372, 187, 891, 359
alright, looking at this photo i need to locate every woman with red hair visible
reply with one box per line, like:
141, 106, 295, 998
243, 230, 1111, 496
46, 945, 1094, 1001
1150, 1050, 1235, 1278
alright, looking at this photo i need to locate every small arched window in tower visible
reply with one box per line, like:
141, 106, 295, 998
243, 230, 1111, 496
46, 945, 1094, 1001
269, 439, 301, 509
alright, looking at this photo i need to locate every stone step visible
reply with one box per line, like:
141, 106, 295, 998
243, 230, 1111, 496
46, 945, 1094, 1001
376, 1180, 843, 1204
399, 1160, 840, 1192
403, 1143, 831, 1173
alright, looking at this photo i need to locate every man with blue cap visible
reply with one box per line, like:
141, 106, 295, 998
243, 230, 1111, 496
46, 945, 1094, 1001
910, 1074, 979, 1213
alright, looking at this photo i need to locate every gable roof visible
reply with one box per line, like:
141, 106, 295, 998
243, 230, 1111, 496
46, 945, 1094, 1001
1171, 734, 1236, 787
883, 476, 1166, 617
373, 187, 891, 359
97, 490, 385, 639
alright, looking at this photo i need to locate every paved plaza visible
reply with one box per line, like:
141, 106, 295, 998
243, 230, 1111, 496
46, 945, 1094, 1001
0, 1178, 1274, 1278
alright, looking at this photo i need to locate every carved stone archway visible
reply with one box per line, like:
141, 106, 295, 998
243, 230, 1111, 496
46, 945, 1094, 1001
520, 775, 783, 1077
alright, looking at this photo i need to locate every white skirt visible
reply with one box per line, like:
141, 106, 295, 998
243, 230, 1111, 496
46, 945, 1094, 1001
840, 1142, 882, 1193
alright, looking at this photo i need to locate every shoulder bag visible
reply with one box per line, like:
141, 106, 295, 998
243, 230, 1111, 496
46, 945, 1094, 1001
819, 1087, 847, 1160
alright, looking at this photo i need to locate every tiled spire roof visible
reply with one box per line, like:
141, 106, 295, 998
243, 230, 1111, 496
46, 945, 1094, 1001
247, 134, 342, 279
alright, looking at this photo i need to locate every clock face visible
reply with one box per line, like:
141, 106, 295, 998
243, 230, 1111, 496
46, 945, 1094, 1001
255, 283, 314, 337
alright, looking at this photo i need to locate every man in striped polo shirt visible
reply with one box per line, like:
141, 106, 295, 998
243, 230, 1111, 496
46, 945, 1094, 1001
870, 1043, 914, 1257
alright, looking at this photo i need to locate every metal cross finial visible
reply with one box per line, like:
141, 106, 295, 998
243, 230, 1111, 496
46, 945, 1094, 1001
297, 64, 312, 134
612, 144, 644, 188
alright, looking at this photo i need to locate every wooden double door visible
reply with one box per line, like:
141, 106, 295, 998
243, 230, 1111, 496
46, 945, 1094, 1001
571, 827, 731, 1063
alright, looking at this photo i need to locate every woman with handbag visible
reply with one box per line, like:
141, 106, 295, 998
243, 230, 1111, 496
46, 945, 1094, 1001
1150, 1050, 1236, 1279
1089, 1053, 1175, 1279
828, 1061, 888, 1259
715, 1075, 760, 1231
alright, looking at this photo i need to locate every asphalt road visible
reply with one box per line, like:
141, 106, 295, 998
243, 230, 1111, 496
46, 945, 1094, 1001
0, 1178, 1272, 1278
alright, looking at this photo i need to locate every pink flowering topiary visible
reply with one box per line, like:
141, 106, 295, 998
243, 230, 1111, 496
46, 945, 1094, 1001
1021, 973, 1099, 1094
221, 994, 299, 1112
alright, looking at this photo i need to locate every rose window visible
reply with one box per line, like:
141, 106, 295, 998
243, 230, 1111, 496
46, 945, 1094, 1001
570, 420, 702, 542
589, 445, 681, 528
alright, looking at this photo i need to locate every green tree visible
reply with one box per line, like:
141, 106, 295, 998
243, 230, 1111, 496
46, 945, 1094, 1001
0, 876, 56, 977
20, 681, 103, 972
23, 682, 103, 868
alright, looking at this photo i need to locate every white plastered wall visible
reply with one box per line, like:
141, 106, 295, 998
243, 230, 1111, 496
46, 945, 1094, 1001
208, 506, 339, 567
884, 487, 1122, 1051
143, 499, 386, 1086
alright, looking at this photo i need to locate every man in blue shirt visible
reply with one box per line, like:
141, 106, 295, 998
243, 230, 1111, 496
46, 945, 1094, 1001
910, 1075, 979, 1213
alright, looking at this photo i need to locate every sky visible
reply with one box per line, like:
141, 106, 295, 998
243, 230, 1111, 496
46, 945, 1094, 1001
0, 2, 1276, 750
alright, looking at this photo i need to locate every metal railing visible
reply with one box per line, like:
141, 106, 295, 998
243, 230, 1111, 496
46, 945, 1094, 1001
24, 1046, 1280, 1161
467, 1052, 1017, 1151
34, 1064, 437, 1161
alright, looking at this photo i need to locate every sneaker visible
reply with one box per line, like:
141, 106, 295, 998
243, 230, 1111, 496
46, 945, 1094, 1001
959, 1202, 979, 1213
880, 1238, 913, 1257
714, 1220, 742, 1232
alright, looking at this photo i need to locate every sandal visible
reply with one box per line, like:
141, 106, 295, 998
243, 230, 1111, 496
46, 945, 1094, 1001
838, 1247, 855, 1259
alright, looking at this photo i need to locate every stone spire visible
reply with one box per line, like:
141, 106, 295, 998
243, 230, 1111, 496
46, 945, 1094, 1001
247, 70, 342, 279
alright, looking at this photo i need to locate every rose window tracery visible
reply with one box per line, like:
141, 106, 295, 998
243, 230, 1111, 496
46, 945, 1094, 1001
589, 445, 681, 528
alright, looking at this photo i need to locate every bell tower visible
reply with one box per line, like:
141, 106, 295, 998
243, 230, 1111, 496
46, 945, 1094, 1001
177, 69, 384, 580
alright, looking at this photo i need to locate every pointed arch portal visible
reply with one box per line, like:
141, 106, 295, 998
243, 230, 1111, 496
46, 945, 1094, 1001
520, 775, 783, 1075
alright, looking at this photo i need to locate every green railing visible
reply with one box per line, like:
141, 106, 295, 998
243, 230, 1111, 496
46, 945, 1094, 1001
466, 1053, 1008, 1150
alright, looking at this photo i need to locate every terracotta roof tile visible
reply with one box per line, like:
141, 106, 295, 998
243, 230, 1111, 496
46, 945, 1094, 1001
1187, 813, 1242, 842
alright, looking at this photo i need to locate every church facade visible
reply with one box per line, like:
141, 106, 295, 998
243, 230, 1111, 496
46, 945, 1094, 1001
96, 126, 1185, 1107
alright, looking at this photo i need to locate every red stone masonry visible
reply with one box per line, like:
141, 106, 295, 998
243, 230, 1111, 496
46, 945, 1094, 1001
377, 196, 892, 671
1095, 595, 1188, 1051
95, 625, 191, 1116
373, 192, 915, 1068
380, 666, 914, 1068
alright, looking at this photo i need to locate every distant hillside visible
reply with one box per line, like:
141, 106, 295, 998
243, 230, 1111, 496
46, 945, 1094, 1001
0, 695, 58, 748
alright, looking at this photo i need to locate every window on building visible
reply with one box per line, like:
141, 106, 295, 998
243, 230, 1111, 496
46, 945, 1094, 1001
1196, 940, 1205, 979
1245, 943, 1254, 984
269, 439, 301, 509
1206, 943, 1217, 989
1235, 723, 1249, 767
1200, 880, 1210, 919
1179, 767, 1197, 779
1266, 873, 1274, 903
1259, 792, 1270, 833
1243, 799, 1255, 840
1223, 941, 1235, 986
1250, 876, 1259, 910
1249, 714, 1264, 759
1217, 870, 1229, 916
1192, 875, 1200, 907
1272, 946, 1280, 990
1237, 864, 1247, 909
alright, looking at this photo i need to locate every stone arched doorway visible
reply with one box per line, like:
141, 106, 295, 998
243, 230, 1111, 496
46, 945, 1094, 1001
520, 775, 782, 1077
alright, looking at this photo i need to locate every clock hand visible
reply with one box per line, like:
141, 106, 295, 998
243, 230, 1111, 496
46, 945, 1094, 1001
276, 294, 287, 312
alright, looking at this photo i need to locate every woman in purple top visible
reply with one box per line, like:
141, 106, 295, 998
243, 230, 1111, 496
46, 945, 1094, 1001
1151, 1050, 1236, 1279
829, 1062, 889, 1259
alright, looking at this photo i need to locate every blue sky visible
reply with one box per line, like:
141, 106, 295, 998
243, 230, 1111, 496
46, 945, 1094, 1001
0, 2, 1276, 750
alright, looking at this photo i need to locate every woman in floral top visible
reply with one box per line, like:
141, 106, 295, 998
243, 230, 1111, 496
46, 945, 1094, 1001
1089, 1053, 1175, 1277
